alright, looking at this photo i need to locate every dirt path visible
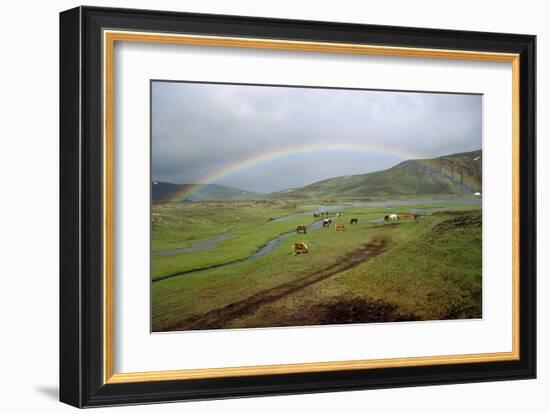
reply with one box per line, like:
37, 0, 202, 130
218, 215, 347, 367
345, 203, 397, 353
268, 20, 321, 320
166, 238, 387, 331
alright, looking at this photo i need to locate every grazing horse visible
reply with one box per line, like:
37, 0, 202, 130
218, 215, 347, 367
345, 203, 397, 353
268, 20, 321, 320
336, 212, 344, 218
293, 242, 309, 255
384, 215, 390, 221
322, 218, 332, 228
313, 212, 320, 218
296, 225, 307, 234
389, 214, 398, 221
335, 224, 346, 232
350, 218, 358, 225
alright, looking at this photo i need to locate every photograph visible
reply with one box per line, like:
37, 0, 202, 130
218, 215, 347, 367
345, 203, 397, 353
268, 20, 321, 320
151, 81, 483, 332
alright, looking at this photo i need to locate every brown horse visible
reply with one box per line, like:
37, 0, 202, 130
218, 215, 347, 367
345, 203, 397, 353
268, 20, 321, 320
293, 242, 309, 255
335, 224, 346, 232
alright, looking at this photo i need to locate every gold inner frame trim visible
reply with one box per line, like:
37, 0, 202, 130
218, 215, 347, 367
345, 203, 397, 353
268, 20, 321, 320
103, 29, 521, 385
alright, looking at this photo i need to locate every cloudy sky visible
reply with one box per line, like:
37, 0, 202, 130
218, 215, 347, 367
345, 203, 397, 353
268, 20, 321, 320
152, 81, 481, 193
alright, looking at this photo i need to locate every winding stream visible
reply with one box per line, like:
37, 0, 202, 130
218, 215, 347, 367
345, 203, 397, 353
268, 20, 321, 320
154, 233, 236, 256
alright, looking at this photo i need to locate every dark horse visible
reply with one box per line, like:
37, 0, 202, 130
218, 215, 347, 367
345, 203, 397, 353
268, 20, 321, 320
322, 218, 332, 228
350, 218, 358, 225
384, 215, 390, 221
296, 225, 307, 234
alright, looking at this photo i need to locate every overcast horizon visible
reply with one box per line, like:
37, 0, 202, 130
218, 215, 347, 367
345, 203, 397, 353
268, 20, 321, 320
152, 81, 482, 193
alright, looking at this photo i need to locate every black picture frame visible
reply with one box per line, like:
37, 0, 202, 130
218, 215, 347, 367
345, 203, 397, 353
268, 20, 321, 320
60, 5, 536, 408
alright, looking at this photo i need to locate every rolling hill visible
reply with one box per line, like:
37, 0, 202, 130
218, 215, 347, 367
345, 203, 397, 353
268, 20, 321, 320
270, 149, 482, 199
152, 182, 261, 202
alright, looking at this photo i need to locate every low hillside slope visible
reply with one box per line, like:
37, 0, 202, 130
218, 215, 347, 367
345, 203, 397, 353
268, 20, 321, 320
271, 149, 482, 198
152, 182, 260, 202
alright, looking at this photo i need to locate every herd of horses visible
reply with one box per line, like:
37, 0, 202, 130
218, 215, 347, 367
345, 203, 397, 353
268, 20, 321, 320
292, 210, 421, 255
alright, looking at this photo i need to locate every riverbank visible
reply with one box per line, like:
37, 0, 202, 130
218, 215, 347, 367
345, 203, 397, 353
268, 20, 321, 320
152, 198, 480, 279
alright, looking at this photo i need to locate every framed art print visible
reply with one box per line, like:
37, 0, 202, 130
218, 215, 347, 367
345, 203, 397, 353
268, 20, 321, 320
59, 6, 536, 408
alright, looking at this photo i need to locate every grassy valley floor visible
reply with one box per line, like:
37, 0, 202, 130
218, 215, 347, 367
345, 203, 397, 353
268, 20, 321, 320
151, 200, 482, 332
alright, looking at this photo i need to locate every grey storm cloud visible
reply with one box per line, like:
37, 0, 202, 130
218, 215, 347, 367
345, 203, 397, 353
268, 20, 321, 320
152, 81, 482, 193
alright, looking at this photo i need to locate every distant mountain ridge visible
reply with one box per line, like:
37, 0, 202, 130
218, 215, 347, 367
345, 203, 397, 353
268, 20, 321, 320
152, 182, 260, 202
154, 149, 482, 202
269, 149, 482, 199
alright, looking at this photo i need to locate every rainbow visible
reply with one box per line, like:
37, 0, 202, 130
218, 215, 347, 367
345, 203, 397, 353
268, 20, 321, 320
159, 142, 432, 201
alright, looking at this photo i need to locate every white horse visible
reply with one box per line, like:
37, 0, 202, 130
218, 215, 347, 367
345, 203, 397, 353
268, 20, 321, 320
389, 214, 398, 221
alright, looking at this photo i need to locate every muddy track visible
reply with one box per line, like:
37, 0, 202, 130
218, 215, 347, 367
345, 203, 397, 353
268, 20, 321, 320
167, 238, 387, 331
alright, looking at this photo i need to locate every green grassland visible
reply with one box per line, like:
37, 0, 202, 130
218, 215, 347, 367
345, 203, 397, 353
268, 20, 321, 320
152, 200, 482, 331
152, 201, 318, 279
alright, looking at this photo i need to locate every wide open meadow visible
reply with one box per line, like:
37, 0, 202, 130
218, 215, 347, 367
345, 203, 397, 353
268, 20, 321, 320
151, 199, 482, 332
